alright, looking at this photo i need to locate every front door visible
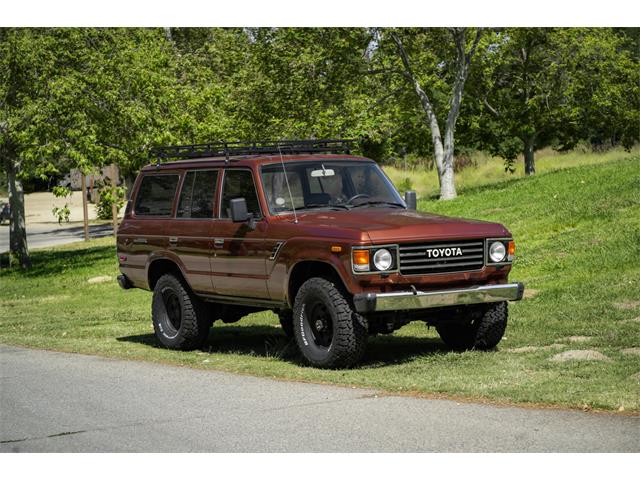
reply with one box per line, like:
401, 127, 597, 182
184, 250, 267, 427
210, 168, 270, 299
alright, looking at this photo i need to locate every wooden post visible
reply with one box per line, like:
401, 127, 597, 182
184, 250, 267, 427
110, 164, 118, 236
81, 173, 89, 241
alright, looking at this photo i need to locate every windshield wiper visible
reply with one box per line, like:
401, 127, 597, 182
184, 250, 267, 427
350, 201, 405, 209
301, 203, 351, 211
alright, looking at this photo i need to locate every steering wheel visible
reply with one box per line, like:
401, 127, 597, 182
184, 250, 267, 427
345, 193, 370, 205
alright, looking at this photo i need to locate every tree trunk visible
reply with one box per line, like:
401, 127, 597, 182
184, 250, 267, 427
110, 164, 118, 236
524, 137, 536, 175
439, 162, 457, 200
440, 146, 457, 200
391, 29, 481, 201
5, 155, 30, 268
81, 173, 89, 241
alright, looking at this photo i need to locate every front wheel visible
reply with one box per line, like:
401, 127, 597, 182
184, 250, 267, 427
292, 277, 367, 368
152, 273, 210, 350
436, 302, 508, 350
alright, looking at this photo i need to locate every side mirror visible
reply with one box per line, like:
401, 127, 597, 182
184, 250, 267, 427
230, 198, 250, 222
404, 190, 417, 210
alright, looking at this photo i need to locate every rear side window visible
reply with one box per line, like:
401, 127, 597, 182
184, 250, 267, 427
220, 170, 261, 218
134, 174, 180, 216
177, 170, 218, 218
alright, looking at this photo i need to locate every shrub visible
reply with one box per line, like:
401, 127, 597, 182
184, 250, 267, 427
96, 185, 126, 220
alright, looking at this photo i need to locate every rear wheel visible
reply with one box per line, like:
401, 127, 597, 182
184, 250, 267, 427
152, 273, 210, 350
292, 277, 367, 368
436, 302, 508, 350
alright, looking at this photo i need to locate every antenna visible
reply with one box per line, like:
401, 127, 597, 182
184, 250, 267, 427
277, 144, 298, 224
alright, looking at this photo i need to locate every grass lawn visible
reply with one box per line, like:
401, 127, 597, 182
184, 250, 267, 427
384, 146, 640, 199
1, 154, 639, 412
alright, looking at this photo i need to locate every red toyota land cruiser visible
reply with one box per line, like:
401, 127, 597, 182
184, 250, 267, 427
116, 140, 524, 368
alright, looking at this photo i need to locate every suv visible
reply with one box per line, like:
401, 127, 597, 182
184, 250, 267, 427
117, 140, 524, 368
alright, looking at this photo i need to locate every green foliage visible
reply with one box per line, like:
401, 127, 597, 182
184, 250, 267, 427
96, 184, 126, 220
1, 27, 637, 182
396, 177, 414, 195
51, 204, 71, 224
465, 28, 639, 170
51, 184, 72, 224
51, 185, 71, 198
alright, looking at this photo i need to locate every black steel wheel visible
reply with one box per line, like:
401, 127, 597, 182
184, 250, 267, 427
292, 277, 367, 368
152, 273, 210, 350
436, 301, 508, 350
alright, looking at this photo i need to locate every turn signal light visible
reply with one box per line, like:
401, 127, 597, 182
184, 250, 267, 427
507, 241, 516, 261
352, 250, 370, 272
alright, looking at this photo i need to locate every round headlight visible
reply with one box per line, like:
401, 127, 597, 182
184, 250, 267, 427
373, 248, 393, 271
489, 241, 507, 263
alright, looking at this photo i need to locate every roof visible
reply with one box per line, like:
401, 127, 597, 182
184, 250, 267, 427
140, 153, 374, 172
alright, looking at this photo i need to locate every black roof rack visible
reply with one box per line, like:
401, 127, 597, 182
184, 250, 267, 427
149, 139, 356, 162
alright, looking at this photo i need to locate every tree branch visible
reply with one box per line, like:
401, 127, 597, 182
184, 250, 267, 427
365, 68, 403, 76
483, 97, 500, 117
390, 30, 445, 174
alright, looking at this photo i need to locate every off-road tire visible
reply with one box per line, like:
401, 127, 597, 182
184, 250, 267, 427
436, 301, 508, 350
278, 310, 294, 338
292, 277, 367, 368
152, 273, 210, 350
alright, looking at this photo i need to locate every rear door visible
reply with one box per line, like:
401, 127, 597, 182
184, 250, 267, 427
119, 173, 181, 287
210, 168, 270, 299
167, 169, 219, 294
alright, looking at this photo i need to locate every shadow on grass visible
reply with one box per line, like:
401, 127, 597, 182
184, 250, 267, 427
117, 324, 450, 368
0, 244, 115, 277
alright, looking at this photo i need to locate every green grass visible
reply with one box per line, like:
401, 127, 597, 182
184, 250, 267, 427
384, 146, 640, 199
1, 153, 639, 412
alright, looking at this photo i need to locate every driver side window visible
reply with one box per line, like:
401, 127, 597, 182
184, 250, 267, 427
220, 169, 261, 218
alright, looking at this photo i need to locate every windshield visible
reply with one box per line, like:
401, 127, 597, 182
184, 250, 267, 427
261, 160, 405, 215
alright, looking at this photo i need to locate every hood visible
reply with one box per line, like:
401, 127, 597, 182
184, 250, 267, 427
281, 208, 510, 243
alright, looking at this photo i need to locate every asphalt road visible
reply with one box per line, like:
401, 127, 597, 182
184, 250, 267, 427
0, 223, 113, 253
1, 345, 638, 452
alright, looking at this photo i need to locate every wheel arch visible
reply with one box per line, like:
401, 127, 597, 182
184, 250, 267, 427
286, 260, 349, 308
147, 257, 190, 292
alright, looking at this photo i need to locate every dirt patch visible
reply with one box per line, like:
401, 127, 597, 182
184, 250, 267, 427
87, 276, 112, 284
523, 289, 540, 300
614, 301, 640, 310
631, 372, 640, 382
549, 350, 611, 362
506, 343, 565, 353
506, 346, 540, 353
566, 336, 593, 343
621, 348, 640, 357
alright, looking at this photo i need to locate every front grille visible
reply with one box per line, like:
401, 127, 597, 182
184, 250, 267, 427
398, 240, 485, 275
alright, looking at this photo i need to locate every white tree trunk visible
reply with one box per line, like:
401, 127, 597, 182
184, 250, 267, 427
392, 29, 482, 200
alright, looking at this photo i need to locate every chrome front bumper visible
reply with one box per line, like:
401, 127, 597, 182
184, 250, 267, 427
353, 282, 524, 313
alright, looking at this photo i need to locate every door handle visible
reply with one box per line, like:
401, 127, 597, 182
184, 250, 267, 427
213, 238, 224, 248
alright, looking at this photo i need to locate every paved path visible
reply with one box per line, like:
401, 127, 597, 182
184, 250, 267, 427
0, 345, 638, 453
0, 223, 113, 253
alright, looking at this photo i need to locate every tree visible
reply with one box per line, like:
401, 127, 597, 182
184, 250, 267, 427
0, 28, 184, 267
369, 28, 483, 200
0, 28, 59, 268
473, 28, 639, 174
